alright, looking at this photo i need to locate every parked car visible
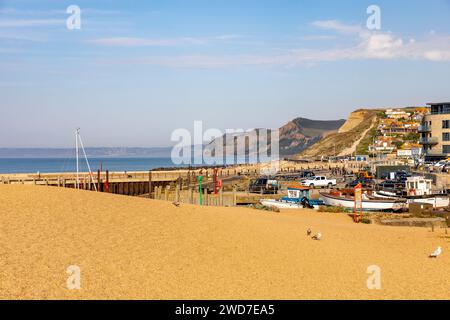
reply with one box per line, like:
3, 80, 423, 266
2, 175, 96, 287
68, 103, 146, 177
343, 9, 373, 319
298, 171, 315, 179
395, 171, 411, 180
301, 176, 337, 189
345, 178, 375, 188
249, 178, 279, 194
434, 160, 448, 169
276, 170, 315, 181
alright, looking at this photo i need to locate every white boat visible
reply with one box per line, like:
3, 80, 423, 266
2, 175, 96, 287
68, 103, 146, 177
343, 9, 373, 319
260, 186, 323, 210
406, 196, 449, 208
375, 177, 449, 209
404, 176, 449, 209
320, 190, 407, 212
260, 199, 316, 209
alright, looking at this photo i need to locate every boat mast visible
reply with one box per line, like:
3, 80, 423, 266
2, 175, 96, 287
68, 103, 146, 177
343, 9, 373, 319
75, 128, 80, 189
78, 130, 98, 192
74, 128, 98, 192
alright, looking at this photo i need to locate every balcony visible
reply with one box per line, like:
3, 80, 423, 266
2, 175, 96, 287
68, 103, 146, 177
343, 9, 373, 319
418, 125, 431, 133
420, 137, 438, 145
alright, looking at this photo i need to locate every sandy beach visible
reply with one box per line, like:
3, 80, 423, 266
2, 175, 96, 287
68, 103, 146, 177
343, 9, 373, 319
0, 185, 449, 300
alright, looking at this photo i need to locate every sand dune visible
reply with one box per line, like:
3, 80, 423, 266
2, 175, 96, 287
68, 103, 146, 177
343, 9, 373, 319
0, 185, 449, 300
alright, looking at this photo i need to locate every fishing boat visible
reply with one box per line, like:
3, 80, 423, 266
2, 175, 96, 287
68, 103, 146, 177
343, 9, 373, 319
374, 176, 449, 209
319, 189, 407, 212
260, 186, 324, 210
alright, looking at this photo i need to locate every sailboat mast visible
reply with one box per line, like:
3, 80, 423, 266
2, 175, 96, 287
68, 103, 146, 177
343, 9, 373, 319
78, 132, 98, 192
75, 128, 80, 189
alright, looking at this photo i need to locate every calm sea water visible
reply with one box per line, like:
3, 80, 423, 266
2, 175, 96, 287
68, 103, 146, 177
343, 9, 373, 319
0, 157, 184, 174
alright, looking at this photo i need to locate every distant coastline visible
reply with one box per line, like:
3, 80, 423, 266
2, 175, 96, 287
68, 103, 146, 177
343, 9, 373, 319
0, 147, 173, 159
0, 157, 179, 174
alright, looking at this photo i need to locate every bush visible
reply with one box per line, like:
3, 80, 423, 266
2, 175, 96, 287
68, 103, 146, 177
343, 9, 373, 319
318, 206, 349, 213
250, 204, 280, 213
361, 218, 372, 224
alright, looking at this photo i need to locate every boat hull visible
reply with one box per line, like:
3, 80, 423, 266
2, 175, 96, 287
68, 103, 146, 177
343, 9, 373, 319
319, 192, 406, 212
259, 199, 318, 210
374, 191, 449, 209
407, 196, 450, 209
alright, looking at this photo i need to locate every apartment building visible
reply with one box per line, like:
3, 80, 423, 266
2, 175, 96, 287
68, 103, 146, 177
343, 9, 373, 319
419, 102, 450, 160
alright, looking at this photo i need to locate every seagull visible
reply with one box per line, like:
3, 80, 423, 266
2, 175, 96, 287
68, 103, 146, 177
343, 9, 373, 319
172, 201, 180, 207
429, 246, 442, 258
312, 232, 322, 241
307, 228, 312, 236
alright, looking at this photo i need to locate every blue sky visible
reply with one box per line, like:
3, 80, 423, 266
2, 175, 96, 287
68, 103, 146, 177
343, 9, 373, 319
1, 0, 450, 147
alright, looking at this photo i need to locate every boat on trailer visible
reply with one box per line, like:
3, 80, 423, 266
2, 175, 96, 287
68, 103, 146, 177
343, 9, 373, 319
260, 186, 324, 210
319, 189, 407, 212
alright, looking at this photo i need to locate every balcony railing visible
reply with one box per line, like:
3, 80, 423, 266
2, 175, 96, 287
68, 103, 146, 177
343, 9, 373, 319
425, 150, 446, 157
420, 137, 439, 145
418, 125, 431, 133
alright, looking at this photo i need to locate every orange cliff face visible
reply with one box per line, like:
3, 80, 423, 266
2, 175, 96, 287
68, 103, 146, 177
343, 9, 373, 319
278, 118, 345, 156
300, 109, 379, 157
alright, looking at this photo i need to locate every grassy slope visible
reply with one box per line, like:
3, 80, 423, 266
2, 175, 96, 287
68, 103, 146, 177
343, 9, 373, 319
299, 109, 379, 157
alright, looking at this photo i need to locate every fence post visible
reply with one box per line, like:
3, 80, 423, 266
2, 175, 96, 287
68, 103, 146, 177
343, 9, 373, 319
175, 185, 180, 202
204, 188, 208, 206
97, 170, 101, 192
105, 170, 109, 193
148, 171, 153, 199
233, 187, 237, 206
164, 185, 170, 201
189, 188, 194, 204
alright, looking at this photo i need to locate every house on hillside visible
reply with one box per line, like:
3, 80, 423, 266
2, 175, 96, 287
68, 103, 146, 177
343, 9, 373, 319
369, 137, 396, 154
396, 142, 423, 158
385, 109, 411, 120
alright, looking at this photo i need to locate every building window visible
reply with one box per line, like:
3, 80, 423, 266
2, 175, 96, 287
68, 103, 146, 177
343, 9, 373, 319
445, 105, 450, 114
431, 104, 450, 115
443, 120, 450, 129
443, 145, 450, 154
443, 133, 450, 141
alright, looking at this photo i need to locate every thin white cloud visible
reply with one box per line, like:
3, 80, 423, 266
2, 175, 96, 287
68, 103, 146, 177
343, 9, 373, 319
214, 34, 243, 40
0, 19, 64, 27
90, 35, 242, 47
92, 20, 450, 68
311, 20, 362, 35
0, 33, 46, 42
299, 35, 337, 41
90, 37, 207, 47
101, 28, 450, 69
0, 7, 121, 16
310, 20, 450, 62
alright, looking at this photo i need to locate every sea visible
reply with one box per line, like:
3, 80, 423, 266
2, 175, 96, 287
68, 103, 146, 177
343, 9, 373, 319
0, 157, 251, 174
0, 157, 183, 174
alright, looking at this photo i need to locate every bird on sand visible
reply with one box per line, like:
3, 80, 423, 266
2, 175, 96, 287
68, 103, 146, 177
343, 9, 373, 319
429, 246, 442, 258
307, 228, 312, 236
312, 232, 322, 241
172, 201, 180, 207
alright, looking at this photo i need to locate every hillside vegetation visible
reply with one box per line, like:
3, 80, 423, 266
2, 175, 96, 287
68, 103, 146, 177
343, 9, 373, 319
299, 109, 381, 157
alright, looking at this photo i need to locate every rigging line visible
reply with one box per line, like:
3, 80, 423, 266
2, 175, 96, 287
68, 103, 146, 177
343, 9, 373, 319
75, 128, 80, 189
77, 130, 98, 192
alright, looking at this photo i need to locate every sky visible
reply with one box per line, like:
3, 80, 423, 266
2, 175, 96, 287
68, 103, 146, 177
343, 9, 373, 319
0, 0, 450, 147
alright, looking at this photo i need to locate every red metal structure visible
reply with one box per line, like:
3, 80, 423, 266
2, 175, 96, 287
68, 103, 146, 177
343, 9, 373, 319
354, 183, 363, 223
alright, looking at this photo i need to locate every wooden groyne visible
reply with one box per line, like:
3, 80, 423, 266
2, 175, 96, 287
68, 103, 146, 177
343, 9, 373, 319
0, 161, 367, 205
